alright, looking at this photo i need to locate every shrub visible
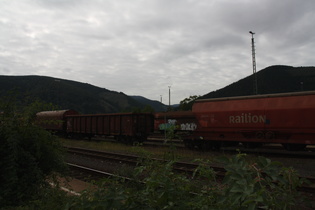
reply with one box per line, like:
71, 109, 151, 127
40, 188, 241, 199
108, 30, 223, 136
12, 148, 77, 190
217, 153, 307, 209
0, 97, 67, 207
68, 152, 307, 209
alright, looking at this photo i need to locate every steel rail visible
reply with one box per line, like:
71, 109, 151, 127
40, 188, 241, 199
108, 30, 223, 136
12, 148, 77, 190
66, 146, 315, 195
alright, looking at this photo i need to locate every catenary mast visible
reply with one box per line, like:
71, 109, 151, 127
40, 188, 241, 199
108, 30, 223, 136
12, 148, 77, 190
249, 31, 257, 95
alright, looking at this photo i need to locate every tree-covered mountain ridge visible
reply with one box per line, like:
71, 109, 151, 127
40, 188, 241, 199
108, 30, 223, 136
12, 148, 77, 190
201, 65, 315, 99
1, 65, 315, 113
0, 75, 166, 114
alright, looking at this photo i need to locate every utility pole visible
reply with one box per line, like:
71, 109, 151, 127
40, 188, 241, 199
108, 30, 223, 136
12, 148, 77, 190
249, 31, 258, 95
168, 86, 171, 109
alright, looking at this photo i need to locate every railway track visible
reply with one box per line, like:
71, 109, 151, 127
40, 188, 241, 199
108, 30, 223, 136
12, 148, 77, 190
67, 162, 131, 181
66, 146, 315, 196
66, 146, 223, 172
67, 135, 315, 161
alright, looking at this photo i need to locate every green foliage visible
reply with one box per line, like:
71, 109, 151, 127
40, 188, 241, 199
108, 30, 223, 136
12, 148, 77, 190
70, 159, 194, 209
217, 153, 307, 209
201, 65, 315, 99
178, 95, 199, 111
68, 153, 307, 209
0, 96, 67, 208
0, 76, 156, 114
161, 124, 180, 161
124, 105, 155, 113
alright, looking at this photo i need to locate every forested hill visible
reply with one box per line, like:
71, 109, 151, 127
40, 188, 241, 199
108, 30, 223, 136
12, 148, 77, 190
201, 65, 315, 99
0, 75, 162, 114
1, 65, 315, 113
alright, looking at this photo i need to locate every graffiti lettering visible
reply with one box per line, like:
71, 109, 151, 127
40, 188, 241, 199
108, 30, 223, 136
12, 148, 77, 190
168, 119, 177, 125
180, 123, 197, 131
159, 119, 197, 131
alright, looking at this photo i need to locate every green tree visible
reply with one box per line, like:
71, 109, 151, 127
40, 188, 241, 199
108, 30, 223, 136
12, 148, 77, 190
0, 96, 67, 207
123, 105, 155, 113
178, 95, 199, 111
141, 105, 155, 113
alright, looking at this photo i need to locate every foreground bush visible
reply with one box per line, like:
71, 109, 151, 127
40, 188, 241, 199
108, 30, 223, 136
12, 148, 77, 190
68, 153, 308, 209
0, 98, 67, 208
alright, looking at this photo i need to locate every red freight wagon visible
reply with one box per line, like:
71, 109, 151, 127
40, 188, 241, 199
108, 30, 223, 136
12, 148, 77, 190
154, 111, 197, 133
36, 109, 78, 132
185, 91, 315, 150
66, 113, 154, 142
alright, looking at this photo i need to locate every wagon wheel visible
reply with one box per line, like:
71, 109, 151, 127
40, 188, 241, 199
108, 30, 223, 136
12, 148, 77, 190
255, 131, 265, 139
265, 131, 275, 139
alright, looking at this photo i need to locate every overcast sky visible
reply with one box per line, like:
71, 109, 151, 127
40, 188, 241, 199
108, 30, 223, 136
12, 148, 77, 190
1, 0, 314, 104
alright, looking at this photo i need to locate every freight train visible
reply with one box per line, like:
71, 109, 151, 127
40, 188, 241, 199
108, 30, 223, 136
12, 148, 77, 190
183, 91, 315, 151
36, 91, 315, 151
36, 111, 154, 143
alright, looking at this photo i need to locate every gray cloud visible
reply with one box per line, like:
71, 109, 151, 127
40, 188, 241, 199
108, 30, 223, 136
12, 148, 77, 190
1, 0, 314, 104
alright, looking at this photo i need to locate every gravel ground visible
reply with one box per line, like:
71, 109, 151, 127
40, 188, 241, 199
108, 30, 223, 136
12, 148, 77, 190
66, 154, 135, 177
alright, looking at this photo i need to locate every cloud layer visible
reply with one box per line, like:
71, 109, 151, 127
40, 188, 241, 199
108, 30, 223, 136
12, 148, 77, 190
1, 0, 314, 104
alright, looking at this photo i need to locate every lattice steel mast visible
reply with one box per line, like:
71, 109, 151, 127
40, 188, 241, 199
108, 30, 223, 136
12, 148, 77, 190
249, 31, 257, 95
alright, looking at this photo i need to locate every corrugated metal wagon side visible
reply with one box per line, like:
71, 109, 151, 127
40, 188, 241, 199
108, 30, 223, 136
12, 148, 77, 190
184, 91, 315, 151
130, 113, 154, 142
66, 113, 154, 143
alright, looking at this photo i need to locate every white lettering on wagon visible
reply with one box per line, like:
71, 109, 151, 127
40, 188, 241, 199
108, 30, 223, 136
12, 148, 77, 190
180, 123, 197, 131
229, 113, 266, 124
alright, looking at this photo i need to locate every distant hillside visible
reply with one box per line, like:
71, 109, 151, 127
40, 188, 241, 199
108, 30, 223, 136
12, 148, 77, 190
130, 96, 167, 112
201, 65, 315, 99
0, 75, 163, 114
2, 65, 314, 113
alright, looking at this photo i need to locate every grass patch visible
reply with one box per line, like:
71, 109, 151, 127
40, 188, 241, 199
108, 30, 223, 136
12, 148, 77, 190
61, 138, 222, 162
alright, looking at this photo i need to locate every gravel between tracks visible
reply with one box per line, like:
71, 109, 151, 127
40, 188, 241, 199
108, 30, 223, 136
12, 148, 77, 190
66, 153, 135, 178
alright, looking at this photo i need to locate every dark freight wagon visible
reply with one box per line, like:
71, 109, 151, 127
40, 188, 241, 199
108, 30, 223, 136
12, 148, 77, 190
36, 109, 78, 133
184, 91, 315, 150
66, 113, 154, 142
